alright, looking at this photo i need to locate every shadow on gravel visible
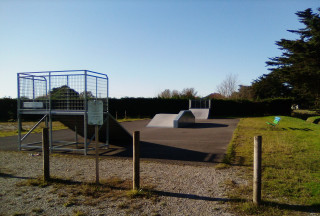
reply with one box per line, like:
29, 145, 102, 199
0, 172, 32, 180
153, 190, 240, 202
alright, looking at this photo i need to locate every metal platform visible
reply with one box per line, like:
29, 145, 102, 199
17, 70, 110, 155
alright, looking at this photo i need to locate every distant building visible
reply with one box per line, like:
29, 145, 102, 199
206, 93, 225, 99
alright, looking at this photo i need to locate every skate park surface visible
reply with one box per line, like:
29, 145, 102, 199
0, 118, 239, 164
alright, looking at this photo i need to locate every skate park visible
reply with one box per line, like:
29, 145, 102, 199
0, 70, 239, 164
0, 117, 239, 164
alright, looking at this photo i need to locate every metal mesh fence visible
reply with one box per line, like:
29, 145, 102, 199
189, 99, 211, 109
18, 70, 108, 110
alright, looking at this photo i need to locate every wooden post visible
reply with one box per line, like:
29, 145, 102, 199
95, 125, 99, 185
253, 136, 262, 205
75, 125, 78, 149
133, 131, 140, 190
42, 127, 50, 182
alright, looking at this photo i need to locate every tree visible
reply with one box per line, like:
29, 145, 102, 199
157, 88, 198, 99
180, 88, 198, 99
80, 91, 95, 99
216, 74, 238, 98
251, 74, 292, 99
171, 90, 181, 99
234, 85, 254, 100
266, 8, 320, 107
50, 85, 80, 100
157, 89, 172, 98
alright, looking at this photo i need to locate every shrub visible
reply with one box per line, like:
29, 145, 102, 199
306, 116, 320, 124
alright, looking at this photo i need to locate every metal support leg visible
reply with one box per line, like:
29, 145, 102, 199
84, 113, 88, 155
17, 114, 22, 151
49, 114, 53, 153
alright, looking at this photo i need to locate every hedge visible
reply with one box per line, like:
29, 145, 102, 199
0, 98, 17, 121
108, 98, 188, 118
210, 98, 292, 117
0, 98, 292, 121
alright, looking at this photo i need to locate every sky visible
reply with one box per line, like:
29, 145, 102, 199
0, 0, 319, 99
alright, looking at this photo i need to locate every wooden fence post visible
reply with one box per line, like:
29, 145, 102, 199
253, 136, 262, 205
133, 131, 140, 190
95, 125, 100, 185
42, 127, 50, 182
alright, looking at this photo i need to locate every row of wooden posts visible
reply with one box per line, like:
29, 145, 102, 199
42, 128, 141, 190
42, 128, 262, 205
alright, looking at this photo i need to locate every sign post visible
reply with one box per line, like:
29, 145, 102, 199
88, 100, 103, 185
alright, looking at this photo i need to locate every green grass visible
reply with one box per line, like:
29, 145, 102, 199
0, 121, 67, 137
224, 116, 320, 215
117, 118, 149, 123
0, 119, 148, 137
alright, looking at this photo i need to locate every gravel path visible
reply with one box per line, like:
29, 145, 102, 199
0, 151, 246, 216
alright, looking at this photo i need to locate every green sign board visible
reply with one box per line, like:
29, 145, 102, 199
88, 100, 103, 125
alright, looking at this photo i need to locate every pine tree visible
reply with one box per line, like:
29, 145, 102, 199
266, 8, 320, 107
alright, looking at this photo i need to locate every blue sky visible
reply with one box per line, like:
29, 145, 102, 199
0, 0, 319, 98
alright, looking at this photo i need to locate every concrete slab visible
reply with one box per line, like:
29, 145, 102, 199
121, 118, 239, 163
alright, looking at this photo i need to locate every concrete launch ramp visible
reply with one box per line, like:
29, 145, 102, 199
56, 113, 132, 146
189, 109, 210, 119
147, 110, 195, 128
147, 114, 178, 128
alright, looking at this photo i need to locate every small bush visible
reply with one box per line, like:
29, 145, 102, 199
291, 109, 319, 120
306, 116, 320, 124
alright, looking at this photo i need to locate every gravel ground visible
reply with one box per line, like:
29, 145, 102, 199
0, 151, 247, 216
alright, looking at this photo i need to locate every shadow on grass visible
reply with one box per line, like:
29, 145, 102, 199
280, 127, 313, 131
154, 190, 320, 214
261, 200, 320, 214
287, 127, 313, 131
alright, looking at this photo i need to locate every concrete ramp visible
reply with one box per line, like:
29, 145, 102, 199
189, 109, 210, 119
147, 110, 195, 128
174, 110, 195, 128
56, 113, 132, 146
147, 114, 178, 128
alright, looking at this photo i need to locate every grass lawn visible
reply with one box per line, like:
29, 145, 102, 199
225, 116, 320, 215
117, 118, 149, 123
0, 121, 68, 137
0, 118, 149, 137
